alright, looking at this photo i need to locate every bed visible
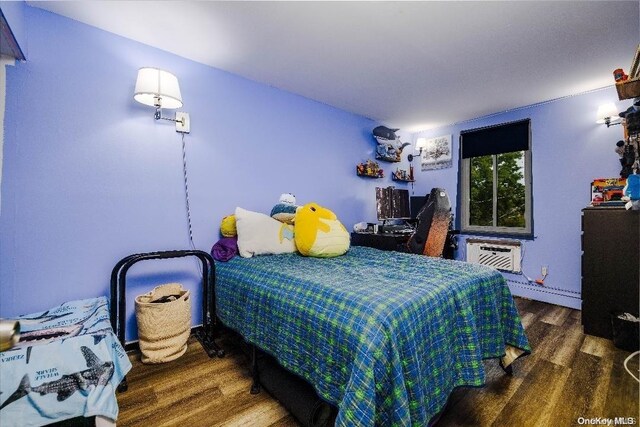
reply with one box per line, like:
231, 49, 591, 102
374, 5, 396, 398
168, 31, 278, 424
215, 246, 530, 427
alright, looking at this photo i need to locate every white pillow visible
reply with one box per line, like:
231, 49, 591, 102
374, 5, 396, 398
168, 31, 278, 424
235, 207, 297, 258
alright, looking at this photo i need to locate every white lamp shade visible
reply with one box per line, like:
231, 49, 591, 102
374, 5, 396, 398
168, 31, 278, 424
134, 67, 183, 109
415, 138, 428, 151
596, 103, 619, 124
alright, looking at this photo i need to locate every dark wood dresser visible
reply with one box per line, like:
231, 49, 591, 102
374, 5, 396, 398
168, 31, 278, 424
581, 207, 639, 339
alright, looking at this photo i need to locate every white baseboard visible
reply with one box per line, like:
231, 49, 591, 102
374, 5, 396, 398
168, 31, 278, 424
506, 278, 582, 310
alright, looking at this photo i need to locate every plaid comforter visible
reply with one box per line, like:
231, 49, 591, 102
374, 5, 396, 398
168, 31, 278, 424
216, 247, 529, 427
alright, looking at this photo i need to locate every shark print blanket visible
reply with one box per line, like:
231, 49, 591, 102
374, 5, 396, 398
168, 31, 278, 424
0, 297, 131, 426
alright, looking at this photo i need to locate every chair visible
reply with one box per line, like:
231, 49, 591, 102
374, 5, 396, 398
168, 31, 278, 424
407, 188, 455, 257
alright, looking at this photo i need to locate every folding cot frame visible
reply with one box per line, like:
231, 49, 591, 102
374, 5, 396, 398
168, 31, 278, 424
109, 249, 225, 392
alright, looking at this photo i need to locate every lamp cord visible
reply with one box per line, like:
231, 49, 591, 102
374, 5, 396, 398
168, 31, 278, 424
180, 132, 204, 283
181, 132, 196, 251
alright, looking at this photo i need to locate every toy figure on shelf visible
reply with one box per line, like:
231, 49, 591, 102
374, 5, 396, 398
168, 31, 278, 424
392, 168, 413, 182
373, 126, 410, 162
614, 98, 640, 179
367, 159, 384, 177
613, 68, 629, 83
356, 160, 383, 178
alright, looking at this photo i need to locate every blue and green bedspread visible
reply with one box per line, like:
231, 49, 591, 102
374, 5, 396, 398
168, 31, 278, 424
216, 246, 530, 427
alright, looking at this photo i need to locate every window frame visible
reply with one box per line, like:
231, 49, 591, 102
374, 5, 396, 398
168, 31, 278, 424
459, 123, 533, 239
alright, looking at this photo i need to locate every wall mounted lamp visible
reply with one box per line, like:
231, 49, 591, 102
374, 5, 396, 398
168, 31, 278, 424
596, 103, 621, 128
408, 138, 428, 162
134, 67, 190, 133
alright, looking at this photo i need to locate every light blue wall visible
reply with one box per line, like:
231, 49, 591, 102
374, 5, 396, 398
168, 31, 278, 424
0, 7, 393, 340
409, 88, 630, 309
0, 1, 28, 58
1, 5, 630, 340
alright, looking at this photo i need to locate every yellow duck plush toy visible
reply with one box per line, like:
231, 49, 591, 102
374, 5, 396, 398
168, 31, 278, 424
294, 203, 350, 257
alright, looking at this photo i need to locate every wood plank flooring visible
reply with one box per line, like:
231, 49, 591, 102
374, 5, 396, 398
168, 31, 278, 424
117, 298, 639, 426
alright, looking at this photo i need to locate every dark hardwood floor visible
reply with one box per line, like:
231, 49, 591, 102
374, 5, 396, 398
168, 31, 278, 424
117, 298, 639, 426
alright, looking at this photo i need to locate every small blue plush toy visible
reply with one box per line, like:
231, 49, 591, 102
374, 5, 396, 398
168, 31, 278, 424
623, 174, 640, 210
270, 193, 299, 224
625, 174, 640, 200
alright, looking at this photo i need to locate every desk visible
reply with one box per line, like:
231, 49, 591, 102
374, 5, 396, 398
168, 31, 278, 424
351, 231, 458, 259
351, 232, 411, 252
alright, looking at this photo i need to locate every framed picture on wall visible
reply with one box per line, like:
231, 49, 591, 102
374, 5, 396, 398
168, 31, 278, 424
420, 135, 453, 171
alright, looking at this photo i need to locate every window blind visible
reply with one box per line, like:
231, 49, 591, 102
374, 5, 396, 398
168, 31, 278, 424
461, 119, 530, 159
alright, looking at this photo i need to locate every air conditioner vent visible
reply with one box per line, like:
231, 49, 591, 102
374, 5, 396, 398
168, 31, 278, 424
466, 239, 521, 273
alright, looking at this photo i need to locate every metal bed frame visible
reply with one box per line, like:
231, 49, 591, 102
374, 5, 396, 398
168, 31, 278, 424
110, 249, 225, 392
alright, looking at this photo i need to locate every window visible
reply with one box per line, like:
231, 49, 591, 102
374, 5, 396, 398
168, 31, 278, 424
459, 119, 532, 237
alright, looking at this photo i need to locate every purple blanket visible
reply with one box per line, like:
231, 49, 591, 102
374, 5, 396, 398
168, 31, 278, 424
211, 237, 238, 262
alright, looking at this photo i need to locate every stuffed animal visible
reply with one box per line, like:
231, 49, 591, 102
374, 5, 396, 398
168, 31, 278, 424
220, 214, 237, 237
279, 193, 296, 205
623, 174, 640, 210
374, 126, 410, 161
294, 203, 350, 258
626, 174, 640, 199
373, 126, 399, 140
270, 193, 299, 224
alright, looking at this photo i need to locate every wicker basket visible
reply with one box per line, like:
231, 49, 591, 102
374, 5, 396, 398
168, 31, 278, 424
135, 283, 191, 364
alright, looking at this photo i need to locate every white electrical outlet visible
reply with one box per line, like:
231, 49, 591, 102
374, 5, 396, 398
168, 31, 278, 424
541, 265, 548, 276
175, 112, 190, 133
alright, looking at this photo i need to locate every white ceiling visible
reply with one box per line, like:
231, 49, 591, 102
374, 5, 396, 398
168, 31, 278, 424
29, 1, 640, 132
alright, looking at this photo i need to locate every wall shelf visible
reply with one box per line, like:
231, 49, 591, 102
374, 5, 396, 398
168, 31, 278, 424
375, 154, 401, 163
391, 168, 414, 182
356, 160, 384, 178
357, 170, 384, 178
616, 78, 640, 100
391, 176, 414, 183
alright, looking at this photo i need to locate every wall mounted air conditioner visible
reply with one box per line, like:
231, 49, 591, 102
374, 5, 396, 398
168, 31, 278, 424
466, 239, 521, 273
